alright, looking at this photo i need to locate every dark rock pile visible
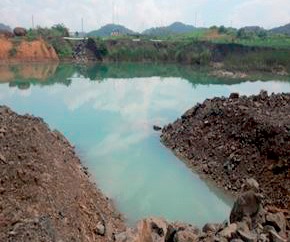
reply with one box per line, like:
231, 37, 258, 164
0, 106, 125, 241
115, 179, 289, 241
161, 91, 290, 209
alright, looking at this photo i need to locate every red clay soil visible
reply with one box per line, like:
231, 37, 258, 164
0, 106, 125, 242
0, 37, 59, 63
161, 91, 290, 210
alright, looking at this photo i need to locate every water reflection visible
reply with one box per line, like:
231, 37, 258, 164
0, 63, 289, 226
1, 63, 289, 90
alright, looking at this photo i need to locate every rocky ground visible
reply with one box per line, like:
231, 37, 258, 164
116, 179, 289, 242
161, 91, 290, 210
0, 106, 125, 242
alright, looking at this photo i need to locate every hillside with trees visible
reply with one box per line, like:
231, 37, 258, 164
87, 24, 135, 37
0, 23, 12, 33
270, 23, 290, 35
143, 22, 196, 36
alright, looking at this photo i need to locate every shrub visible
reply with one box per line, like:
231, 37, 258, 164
9, 47, 17, 57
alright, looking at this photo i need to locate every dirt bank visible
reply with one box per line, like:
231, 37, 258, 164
161, 91, 290, 210
0, 106, 125, 241
0, 37, 59, 63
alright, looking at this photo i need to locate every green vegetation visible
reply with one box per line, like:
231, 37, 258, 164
87, 24, 135, 37
223, 49, 290, 72
8, 47, 17, 57
25, 24, 72, 58
142, 22, 197, 36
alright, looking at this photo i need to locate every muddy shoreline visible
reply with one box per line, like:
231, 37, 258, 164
161, 91, 290, 210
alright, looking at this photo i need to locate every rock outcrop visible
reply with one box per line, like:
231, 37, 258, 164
161, 91, 290, 209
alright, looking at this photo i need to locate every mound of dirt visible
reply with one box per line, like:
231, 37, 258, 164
0, 106, 125, 241
161, 91, 290, 210
0, 38, 59, 63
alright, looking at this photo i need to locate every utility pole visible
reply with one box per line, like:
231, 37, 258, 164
81, 18, 84, 33
112, 0, 115, 24
32, 15, 35, 29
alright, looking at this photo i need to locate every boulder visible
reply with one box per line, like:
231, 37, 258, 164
13, 27, 27, 36
230, 190, 263, 224
137, 217, 168, 242
265, 212, 286, 234
218, 223, 238, 239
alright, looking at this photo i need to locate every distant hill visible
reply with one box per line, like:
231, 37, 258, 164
270, 23, 290, 35
143, 22, 196, 36
87, 24, 136, 37
0, 23, 12, 33
239, 26, 265, 33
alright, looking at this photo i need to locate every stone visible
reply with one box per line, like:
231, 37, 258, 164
153, 125, 162, 131
260, 90, 268, 100
95, 222, 105, 236
202, 223, 220, 233
243, 178, 259, 192
258, 233, 269, 242
269, 230, 287, 242
229, 93, 239, 99
114, 232, 128, 242
237, 229, 258, 242
137, 217, 168, 242
219, 223, 238, 239
265, 212, 286, 234
13, 27, 27, 36
0, 153, 7, 163
174, 229, 198, 242
230, 190, 263, 224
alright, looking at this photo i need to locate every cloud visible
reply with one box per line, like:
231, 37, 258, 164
0, 0, 207, 31
0, 0, 289, 32
228, 0, 290, 29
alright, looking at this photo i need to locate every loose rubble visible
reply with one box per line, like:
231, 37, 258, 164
114, 179, 289, 241
161, 91, 290, 210
0, 106, 125, 241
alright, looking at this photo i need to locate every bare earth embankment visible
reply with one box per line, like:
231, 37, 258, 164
0, 106, 125, 242
161, 91, 290, 210
0, 38, 59, 63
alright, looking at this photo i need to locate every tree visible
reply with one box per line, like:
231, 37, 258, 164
51, 24, 69, 37
218, 25, 227, 34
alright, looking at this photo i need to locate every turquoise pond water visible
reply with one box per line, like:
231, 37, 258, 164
1, 63, 290, 226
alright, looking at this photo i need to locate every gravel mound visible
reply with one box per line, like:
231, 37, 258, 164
0, 106, 125, 242
161, 91, 290, 209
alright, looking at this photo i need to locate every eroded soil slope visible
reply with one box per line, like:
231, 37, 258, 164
0, 106, 125, 242
161, 91, 290, 209
0, 38, 59, 63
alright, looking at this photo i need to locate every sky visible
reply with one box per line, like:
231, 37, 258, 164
1, 0, 290, 32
